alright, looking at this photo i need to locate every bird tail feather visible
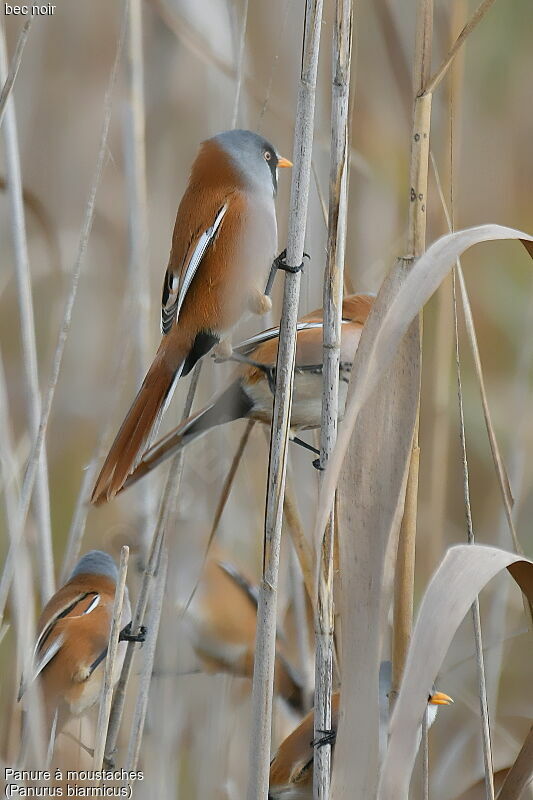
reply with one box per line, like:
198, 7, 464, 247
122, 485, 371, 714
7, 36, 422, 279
120, 380, 254, 494
91, 352, 182, 505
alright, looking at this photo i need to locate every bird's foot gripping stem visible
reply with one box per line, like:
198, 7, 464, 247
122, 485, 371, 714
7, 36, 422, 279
265, 249, 309, 296
119, 622, 147, 643
312, 729, 337, 749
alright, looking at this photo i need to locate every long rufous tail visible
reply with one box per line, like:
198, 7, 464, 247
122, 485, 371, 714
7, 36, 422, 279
119, 380, 254, 495
91, 351, 182, 505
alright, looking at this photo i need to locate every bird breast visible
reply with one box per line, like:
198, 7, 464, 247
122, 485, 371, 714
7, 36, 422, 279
247, 365, 351, 430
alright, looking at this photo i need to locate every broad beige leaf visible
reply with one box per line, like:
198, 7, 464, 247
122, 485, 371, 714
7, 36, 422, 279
497, 727, 533, 800
378, 544, 533, 800
313, 225, 533, 549
331, 262, 421, 800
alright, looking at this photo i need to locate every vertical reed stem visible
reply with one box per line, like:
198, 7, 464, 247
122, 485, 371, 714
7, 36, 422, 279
125, 547, 168, 771
246, 1, 324, 796
452, 271, 495, 800
391, 0, 433, 703
104, 362, 201, 763
93, 546, 129, 770
3, 2, 129, 601
0, 17, 54, 604
124, 0, 153, 557
314, 0, 353, 796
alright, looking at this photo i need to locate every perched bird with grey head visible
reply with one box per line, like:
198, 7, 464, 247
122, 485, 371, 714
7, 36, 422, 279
268, 661, 452, 799
19, 551, 140, 738
91, 130, 292, 505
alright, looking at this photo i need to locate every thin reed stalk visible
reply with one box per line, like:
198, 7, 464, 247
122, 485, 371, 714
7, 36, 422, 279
452, 271, 495, 800
261, 427, 315, 605
60, 304, 133, 582
425, 0, 497, 94
125, 546, 167, 771
430, 152, 520, 556
283, 485, 314, 607
147, 0, 288, 125
391, 0, 433, 704
289, 544, 313, 708
0, 350, 21, 620
1, 2, 129, 603
209, 421, 255, 554
0, 17, 32, 128
124, 0, 153, 558
246, 1, 324, 796
230, 0, 249, 128
0, 351, 45, 765
431, 49, 496, 787
179, 419, 255, 616
486, 284, 533, 712
0, 17, 54, 604
314, 0, 354, 795
104, 362, 201, 763
93, 546, 130, 770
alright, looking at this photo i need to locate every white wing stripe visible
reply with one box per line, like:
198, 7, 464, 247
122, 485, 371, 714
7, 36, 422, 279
176, 203, 228, 320
81, 594, 100, 616
235, 318, 354, 353
33, 635, 65, 679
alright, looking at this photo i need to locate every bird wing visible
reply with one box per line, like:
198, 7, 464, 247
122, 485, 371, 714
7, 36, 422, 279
234, 315, 364, 360
217, 561, 259, 609
18, 592, 101, 700
234, 321, 325, 358
161, 202, 229, 335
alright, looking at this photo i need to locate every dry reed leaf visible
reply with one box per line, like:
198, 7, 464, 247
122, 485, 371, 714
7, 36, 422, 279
454, 768, 509, 800
378, 544, 533, 800
331, 264, 421, 800
314, 224, 533, 550
496, 719, 533, 799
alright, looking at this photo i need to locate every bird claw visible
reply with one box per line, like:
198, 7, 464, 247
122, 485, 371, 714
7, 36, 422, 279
273, 248, 308, 275
120, 623, 147, 643
312, 729, 336, 748
264, 250, 310, 296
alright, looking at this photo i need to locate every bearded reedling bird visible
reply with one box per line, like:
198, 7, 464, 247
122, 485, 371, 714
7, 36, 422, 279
268, 661, 452, 799
110, 293, 375, 497
19, 551, 139, 735
181, 554, 303, 711
91, 130, 292, 505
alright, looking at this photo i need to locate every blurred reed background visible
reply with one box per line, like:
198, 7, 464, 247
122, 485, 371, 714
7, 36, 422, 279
1, 0, 533, 797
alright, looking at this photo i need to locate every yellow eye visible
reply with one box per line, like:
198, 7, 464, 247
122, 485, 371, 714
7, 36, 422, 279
264, 151, 272, 161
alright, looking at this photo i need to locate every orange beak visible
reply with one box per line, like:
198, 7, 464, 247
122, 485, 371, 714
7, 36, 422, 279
429, 691, 453, 706
277, 155, 293, 168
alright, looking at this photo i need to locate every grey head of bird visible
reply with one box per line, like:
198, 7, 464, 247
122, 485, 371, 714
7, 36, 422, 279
213, 129, 291, 197
70, 550, 119, 583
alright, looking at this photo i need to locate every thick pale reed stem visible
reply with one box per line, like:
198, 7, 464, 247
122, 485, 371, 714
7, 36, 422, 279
314, 0, 353, 796
93, 546, 129, 770
246, 1, 324, 796
124, 0, 154, 558
391, 0, 433, 704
